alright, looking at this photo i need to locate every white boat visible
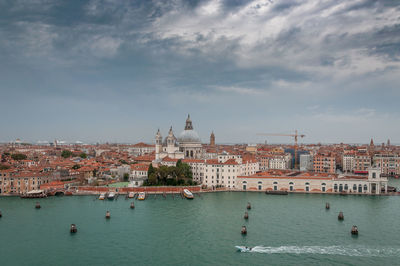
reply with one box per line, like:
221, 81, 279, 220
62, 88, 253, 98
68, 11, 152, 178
183, 189, 194, 199
138, 192, 146, 200
235, 246, 252, 252
128, 192, 135, 198
99, 193, 105, 200
107, 192, 115, 200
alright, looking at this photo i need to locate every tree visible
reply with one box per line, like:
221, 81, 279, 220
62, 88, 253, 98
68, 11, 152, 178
123, 173, 130, 182
61, 150, 73, 158
11, 153, 27, 160
148, 163, 155, 177
0, 164, 10, 170
79, 153, 87, 159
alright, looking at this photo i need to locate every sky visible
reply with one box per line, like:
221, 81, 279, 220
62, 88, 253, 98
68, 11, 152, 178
0, 0, 399, 144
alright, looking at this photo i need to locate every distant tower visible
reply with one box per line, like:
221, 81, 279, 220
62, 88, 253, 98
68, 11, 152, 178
369, 138, 375, 152
210, 131, 215, 146
387, 139, 391, 147
155, 129, 162, 160
185, 114, 193, 130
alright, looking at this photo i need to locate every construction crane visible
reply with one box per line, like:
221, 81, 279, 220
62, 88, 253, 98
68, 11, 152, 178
256, 130, 305, 169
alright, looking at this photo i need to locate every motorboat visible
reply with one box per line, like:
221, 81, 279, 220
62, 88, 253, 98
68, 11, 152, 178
235, 246, 252, 252
99, 193, 105, 200
183, 189, 194, 199
107, 192, 115, 200
138, 192, 146, 200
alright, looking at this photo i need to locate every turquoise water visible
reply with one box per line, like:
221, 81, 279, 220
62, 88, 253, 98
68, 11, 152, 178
1, 185, 400, 265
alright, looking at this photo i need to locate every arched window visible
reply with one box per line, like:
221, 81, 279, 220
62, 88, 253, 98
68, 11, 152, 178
321, 183, 326, 192
339, 184, 343, 192
334, 184, 338, 190
242, 181, 247, 190
364, 184, 368, 191
289, 182, 294, 191
353, 184, 357, 191
289, 182, 294, 185
190, 150, 193, 157
273, 181, 278, 184
305, 182, 310, 192
358, 184, 362, 192
344, 184, 348, 190
186, 151, 189, 157
258, 181, 262, 184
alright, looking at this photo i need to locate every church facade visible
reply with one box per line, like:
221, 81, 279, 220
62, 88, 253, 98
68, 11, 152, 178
154, 115, 204, 162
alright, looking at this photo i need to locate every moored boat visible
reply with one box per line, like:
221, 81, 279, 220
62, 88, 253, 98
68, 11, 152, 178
107, 192, 115, 200
99, 193, 106, 200
351, 225, 358, 235
21, 190, 47, 198
183, 189, 194, 199
128, 192, 135, 198
138, 192, 146, 200
70, 224, 77, 233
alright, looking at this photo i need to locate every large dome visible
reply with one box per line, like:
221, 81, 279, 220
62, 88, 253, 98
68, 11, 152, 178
178, 130, 201, 143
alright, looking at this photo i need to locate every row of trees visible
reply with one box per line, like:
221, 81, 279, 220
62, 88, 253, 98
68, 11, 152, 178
61, 150, 87, 159
145, 160, 196, 186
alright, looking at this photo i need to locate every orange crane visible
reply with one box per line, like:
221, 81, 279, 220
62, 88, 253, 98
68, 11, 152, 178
256, 130, 305, 169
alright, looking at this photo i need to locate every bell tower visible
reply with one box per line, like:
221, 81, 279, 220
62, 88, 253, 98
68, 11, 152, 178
210, 131, 215, 146
155, 129, 162, 160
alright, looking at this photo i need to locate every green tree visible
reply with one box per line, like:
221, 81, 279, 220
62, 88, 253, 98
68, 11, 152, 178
123, 173, 130, 182
0, 164, 10, 170
148, 163, 155, 177
61, 150, 73, 158
79, 153, 87, 159
11, 153, 27, 160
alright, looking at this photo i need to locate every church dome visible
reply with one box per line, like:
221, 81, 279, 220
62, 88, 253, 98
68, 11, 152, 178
178, 114, 201, 143
178, 129, 201, 143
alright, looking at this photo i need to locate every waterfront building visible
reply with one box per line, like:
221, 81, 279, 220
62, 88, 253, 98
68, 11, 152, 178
0, 170, 51, 195
202, 154, 259, 189
332, 168, 387, 194
237, 168, 387, 195
130, 164, 149, 187
183, 159, 204, 183
373, 154, 400, 176
299, 154, 313, 171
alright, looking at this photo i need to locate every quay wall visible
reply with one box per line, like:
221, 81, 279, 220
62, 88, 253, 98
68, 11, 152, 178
75, 186, 201, 194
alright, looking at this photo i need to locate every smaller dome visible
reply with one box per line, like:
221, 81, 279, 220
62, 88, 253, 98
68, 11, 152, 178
178, 130, 201, 143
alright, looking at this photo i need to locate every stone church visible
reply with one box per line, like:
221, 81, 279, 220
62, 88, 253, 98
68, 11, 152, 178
154, 115, 204, 161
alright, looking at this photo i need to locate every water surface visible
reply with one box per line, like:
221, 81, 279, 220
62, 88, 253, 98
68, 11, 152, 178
1, 187, 400, 265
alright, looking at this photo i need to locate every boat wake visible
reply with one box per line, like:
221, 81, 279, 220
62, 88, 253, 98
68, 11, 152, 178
236, 245, 400, 257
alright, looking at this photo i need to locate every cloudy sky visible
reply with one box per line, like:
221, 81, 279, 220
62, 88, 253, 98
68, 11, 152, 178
0, 0, 399, 144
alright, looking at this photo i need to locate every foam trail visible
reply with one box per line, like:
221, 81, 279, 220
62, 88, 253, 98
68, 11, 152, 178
239, 246, 400, 257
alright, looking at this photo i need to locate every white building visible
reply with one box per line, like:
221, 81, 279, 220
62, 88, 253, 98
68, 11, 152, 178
237, 168, 388, 195
268, 153, 292, 170
342, 154, 355, 173
129, 143, 155, 156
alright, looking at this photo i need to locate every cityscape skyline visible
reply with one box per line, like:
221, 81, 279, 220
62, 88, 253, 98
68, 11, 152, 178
1, 0, 399, 143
